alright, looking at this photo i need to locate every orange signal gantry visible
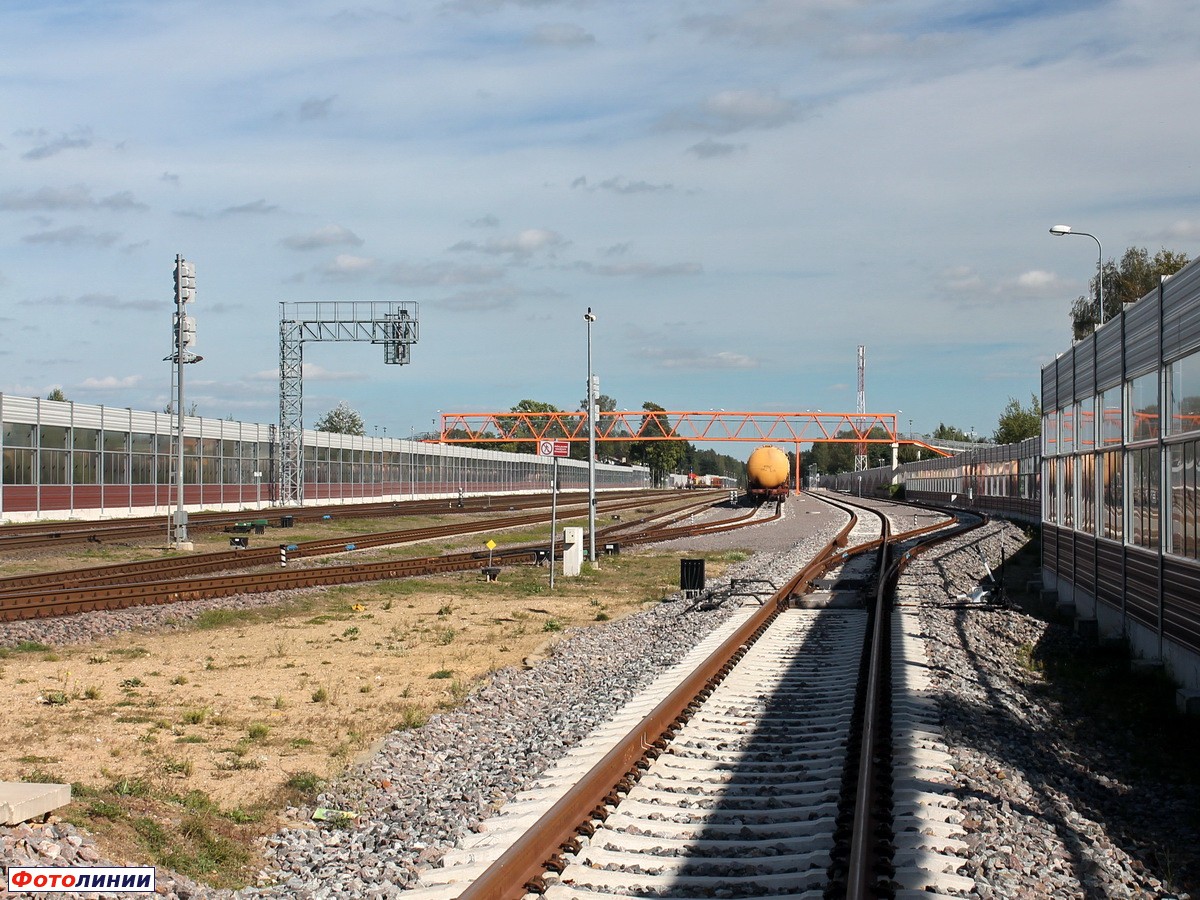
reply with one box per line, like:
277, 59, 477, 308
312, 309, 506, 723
435, 410, 950, 496
436, 409, 948, 453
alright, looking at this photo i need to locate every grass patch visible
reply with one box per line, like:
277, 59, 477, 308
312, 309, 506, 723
1015, 642, 1044, 674
182, 707, 209, 725
284, 771, 324, 797
110, 647, 150, 659
194, 609, 259, 630
396, 705, 429, 730
0, 640, 53, 658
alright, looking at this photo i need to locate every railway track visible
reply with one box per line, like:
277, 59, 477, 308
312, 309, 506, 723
0, 490, 668, 552
0, 493, 766, 624
397, 492, 982, 899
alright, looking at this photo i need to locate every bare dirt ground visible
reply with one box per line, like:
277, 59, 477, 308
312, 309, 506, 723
0, 568, 682, 809
0, 496, 756, 886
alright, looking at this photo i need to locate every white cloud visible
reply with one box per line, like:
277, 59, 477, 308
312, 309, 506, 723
382, 262, 506, 285
19, 127, 94, 160
660, 89, 801, 134
319, 254, 377, 280
1161, 220, 1200, 243
687, 139, 744, 159
77, 374, 142, 391
529, 23, 595, 46
590, 261, 702, 278
22, 226, 119, 247
283, 225, 364, 251
302, 363, 365, 382
438, 287, 521, 311
221, 199, 280, 216
298, 95, 337, 121
0, 185, 145, 211
571, 176, 676, 194
1015, 270, 1065, 292
450, 228, 567, 257
649, 349, 760, 371
250, 364, 365, 382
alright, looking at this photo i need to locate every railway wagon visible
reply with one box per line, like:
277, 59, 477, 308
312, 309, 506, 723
746, 445, 791, 500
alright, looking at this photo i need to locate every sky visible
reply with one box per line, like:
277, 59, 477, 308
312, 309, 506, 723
2, 0, 1199, 454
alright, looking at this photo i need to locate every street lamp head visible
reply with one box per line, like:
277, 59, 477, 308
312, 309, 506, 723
1049, 225, 1072, 235
584, 308, 596, 322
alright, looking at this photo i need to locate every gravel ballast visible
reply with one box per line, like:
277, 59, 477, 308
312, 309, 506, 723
3, 495, 1197, 899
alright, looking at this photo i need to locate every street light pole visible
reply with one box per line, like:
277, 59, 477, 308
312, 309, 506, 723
1050, 225, 1104, 325
585, 307, 597, 567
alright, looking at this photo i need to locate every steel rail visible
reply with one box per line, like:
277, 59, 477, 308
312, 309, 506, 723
0, 496, 742, 623
846, 505, 891, 900
0, 495, 702, 597
0, 490, 673, 551
454, 507, 860, 900
842, 500, 984, 897
0, 508, 585, 595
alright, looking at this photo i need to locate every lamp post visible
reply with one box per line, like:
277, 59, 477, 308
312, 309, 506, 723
1050, 225, 1104, 325
584, 307, 597, 567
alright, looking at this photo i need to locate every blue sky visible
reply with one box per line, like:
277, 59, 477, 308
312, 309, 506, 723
2, 0, 1198, 450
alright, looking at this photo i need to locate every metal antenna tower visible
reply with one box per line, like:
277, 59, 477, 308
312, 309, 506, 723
278, 301, 419, 506
854, 344, 868, 472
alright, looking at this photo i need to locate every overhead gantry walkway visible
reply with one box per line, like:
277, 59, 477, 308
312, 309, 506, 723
435, 410, 951, 493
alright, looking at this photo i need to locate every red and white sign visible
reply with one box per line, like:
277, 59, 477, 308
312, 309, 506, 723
538, 440, 571, 458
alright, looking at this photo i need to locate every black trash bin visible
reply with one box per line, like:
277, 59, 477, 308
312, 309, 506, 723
680, 558, 705, 594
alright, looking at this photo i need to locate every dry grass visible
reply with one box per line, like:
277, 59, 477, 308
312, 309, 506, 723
0, 497, 742, 887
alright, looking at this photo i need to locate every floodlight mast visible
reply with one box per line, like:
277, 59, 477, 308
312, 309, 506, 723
167, 254, 200, 549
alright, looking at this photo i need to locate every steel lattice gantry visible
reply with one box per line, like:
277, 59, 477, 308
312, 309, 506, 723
278, 301, 419, 506
437, 410, 914, 445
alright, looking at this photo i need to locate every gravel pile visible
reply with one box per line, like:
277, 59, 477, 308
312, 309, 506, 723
3, 499, 1196, 899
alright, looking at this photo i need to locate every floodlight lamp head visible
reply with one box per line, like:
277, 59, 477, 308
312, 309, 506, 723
1049, 225, 1072, 235
584, 308, 596, 322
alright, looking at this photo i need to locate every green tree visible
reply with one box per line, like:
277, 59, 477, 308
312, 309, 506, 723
314, 401, 365, 435
932, 423, 972, 442
1070, 246, 1190, 338
804, 435, 854, 477
495, 399, 563, 453
994, 393, 1042, 444
578, 393, 620, 461
629, 401, 684, 487
46, 388, 67, 402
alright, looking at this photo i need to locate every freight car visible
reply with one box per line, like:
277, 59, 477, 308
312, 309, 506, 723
746, 445, 791, 501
